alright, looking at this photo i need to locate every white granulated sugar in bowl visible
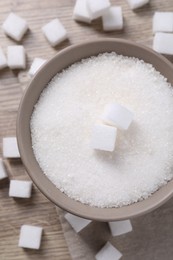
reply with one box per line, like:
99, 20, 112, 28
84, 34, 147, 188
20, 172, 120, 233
30, 52, 173, 208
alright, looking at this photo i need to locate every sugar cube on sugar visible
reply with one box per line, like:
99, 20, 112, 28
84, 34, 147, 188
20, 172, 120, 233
91, 124, 117, 152
9, 180, 32, 198
95, 242, 122, 260
65, 213, 91, 233
42, 19, 68, 47
108, 220, 132, 236
7, 45, 26, 69
153, 12, 173, 33
29, 58, 47, 76
87, 0, 111, 20
101, 103, 134, 130
153, 32, 173, 55
3, 137, 20, 158
2, 12, 28, 41
19, 225, 43, 249
73, 0, 92, 24
102, 6, 123, 31
0, 159, 8, 181
126, 0, 150, 10
0, 48, 7, 69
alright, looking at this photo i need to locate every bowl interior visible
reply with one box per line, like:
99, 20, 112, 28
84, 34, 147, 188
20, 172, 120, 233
17, 39, 173, 221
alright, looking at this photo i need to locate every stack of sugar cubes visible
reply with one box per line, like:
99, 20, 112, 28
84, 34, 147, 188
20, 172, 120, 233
73, 0, 124, 31
65, 212, 133, 259
73, 0, 150, 31
153, 12, 173, 55
91, 103, 134, 152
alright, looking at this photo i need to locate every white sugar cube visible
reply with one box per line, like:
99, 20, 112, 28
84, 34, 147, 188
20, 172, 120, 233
101, 103, 134, 130
153, 32, 173, 55
9, 180, 32, 198
0, 159, 8, 181
2, 12, 28, 41
73, 0, 92, 24
3, 137, 20, 158
87, 0, 111, 20
91, 124, 117, 152
65, 213, 91, 233
19, 225, 43, 249
153, 12, 173, 33
7, 45, 26, 69
102, 6, 123, 31
108, 220, 132, 236
126, 0, 150, 10
42, 19, 68, 47
28, 58, 47, 76
0, 48, 7, 69
96, 242, 122, 260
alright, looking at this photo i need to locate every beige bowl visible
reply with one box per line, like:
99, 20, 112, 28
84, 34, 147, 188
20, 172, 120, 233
17, 39, 173, 221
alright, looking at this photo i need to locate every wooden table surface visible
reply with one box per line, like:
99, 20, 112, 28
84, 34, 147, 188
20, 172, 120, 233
0, 0, 173, 259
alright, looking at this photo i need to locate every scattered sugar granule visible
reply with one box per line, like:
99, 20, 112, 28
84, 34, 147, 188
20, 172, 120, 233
102, 6, 123, 31
3, 137, 20, 158
91, 124, 117, 152
153, 32, 173, 55
29, 58, 47, 77
18, 225, 43, 249
95, 242, 122, 260
87, 0, 111, 20
153, 12, 173, 34
42, 19, 68, 47
0, 159, 8, 181
101, 103, 134, 130
0, 48, 7, 69
2, 12, 28, 41
65, 213, 91, 232
9, 180, 32, 198
7, 45, 26, 69
73, 0, 92, 24
31, 53, 173, 208
108, 220, 132, 236
126, 0, 150, 10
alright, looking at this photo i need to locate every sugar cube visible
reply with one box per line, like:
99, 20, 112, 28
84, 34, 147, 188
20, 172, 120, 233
28, 58, 47, 76
3, 137, 20, 158
101, 103, 134, 130
7, 45, 26, 69
19, 225, 43, 249
95, 242, 122, 260
108, 220, 132, 236
91, 124, 117, 152
87, 0, 111, 20
42, 19, 68, 47
0, 159, 8, 181
0, 48, 7, 69
153, 12, 173, 33
2, 12, 28, 41
64, 213, 91, 233
9, 180, 32, 198
153, 32, 173, 55
126, 0, 150, 10
73, 0, 92, 24
102, 6, 123, 31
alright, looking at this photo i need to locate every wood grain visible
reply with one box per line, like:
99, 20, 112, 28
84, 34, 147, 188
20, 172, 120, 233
0, 0, 173, 259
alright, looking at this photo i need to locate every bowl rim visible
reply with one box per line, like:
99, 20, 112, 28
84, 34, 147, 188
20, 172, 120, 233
17, 38, 173, 221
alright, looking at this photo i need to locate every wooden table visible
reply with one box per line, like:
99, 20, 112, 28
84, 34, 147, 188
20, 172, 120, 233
0, 0, 173, 259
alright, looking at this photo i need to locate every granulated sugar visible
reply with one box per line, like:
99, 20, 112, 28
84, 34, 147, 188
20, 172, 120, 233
30, 53, 173, 208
